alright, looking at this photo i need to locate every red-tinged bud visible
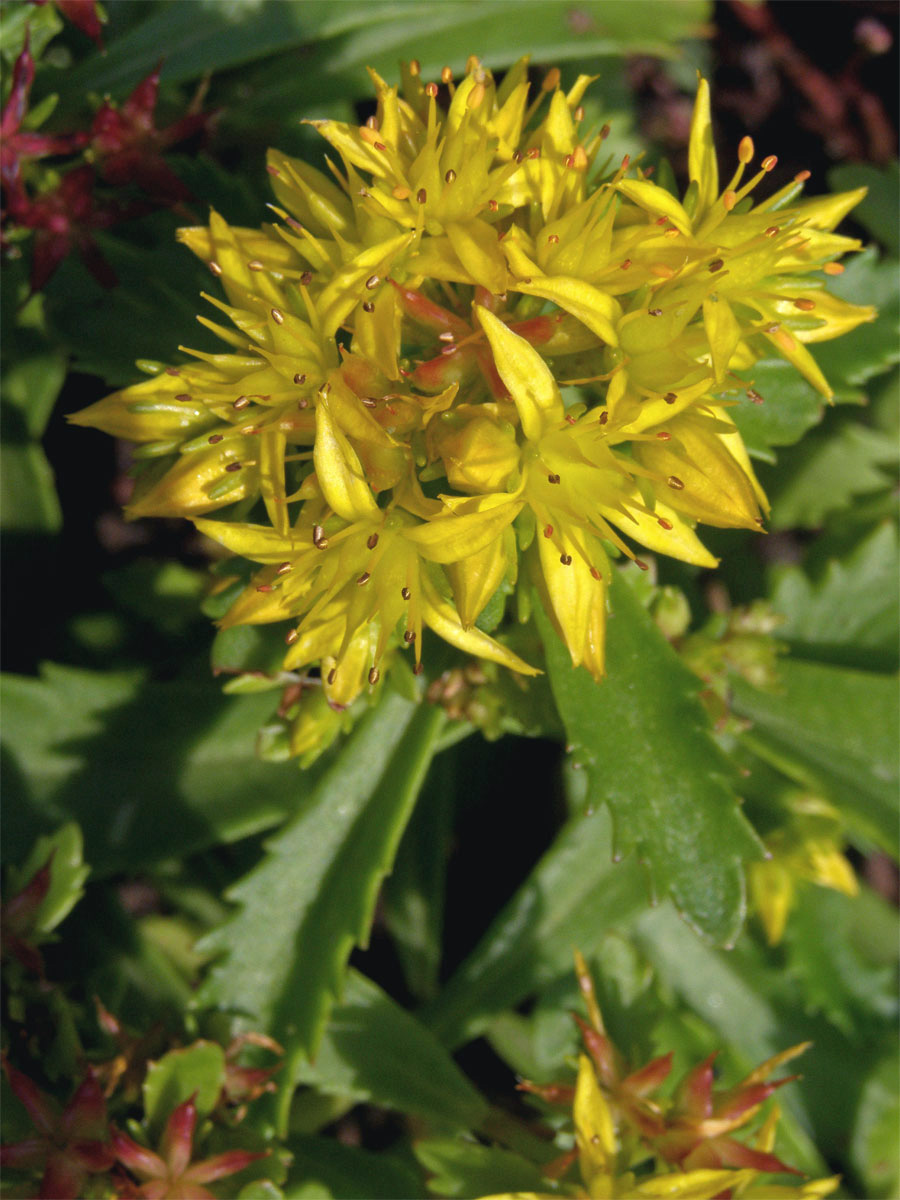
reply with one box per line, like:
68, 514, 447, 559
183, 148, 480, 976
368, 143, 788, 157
183, 1148, 269, 1184
111, 1127, 165, 1178
2, 1058, 58, 1136
677, 1053, 717, 1118
59, 1070, 108, 1141
623, 1052, 674, 1097
160, 1096, 197, 1180
516, 1080, 575, 1105
52, 0, 105, 46
573, 1015, 618, 1089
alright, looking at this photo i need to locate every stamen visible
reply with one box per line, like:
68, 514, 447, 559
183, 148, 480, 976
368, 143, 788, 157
285, 629, 299, 645
401, 587, 411, 600
277, 562, 292, 575
313, 524, 328, 549
543, 524, 553, 537
225, 462, 242, 473
208, 261, 222, 275
667, 475, 685, 490
738, 136, 754, 164
270, 308, 285, 324
357, 572, 370, 586
589, 566, 602, 580
208, 434, 224, 444
656, 431, 671, 440
175, 393, 192, 402
368, 667, 380, 685
248, 259, 264, 271
664, 392, 677, 404
547, 234, 559, 244
560, 553, 572, 565
793, 297, 816, 310
635, 560, 649, 570
416, 188, 427, 204
761, 155, 778, 172
300, 271, 313, 285
365, 274, 380, 290
648, 308, 663, 317
444, 169, 457, 183
367, 532, 379, 549
747, 389, 764, 404
327, 668, 337, 685
362, 301, 375, 313
823, 262, 844, 275
547, 473, 561, 484
425, 83, 438, 98
657, 517, 673, 529
708, 258, 724, 272
293, 373, 306, 384
403, 630, 416, 643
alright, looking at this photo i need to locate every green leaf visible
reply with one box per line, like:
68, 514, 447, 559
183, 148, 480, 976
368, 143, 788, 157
770, 522, 899, 668
0, 663, 329, 875
765, 413, 898, 530
850, 1048, 900, 1200
828, 163, 900, 255
382, 760, 454, 1001
293, 969, 487, 1132
813, 246, 900, 392
730, 358, 827, 462
0, 442, 62, 533
53, 0, 710, 99
422, 806, 647, 1049
142, 1041, 227, 1137
7, 823, 89, 936
194, 694, 444, 1126
1, 353, 66, 439
283, 1135, 421, 1200
732, 659, 899, 855
414, 1138, 547, 1198
536, 573, 761, 945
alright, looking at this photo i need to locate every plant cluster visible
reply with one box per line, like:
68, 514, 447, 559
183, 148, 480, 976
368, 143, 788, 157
1, 4, 897, 1200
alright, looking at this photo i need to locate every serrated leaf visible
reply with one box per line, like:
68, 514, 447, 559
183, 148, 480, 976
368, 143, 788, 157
766, 414, 898, 530
770, 522, 899, 668
194, 694, 444, 1126
414, 1138, 547, 1198
7, 823, 89, 936
828, 164, 900, 255
0, 663, 330, 875
283, 1134, 421, 1200
536, 573, 761, 945
813, 246, 900, 391
730, 358, 826, 462
732, 660, 899, 855
292, 970, 487, 1132
422, 807, 647, 1049
783, 887, 897, 1034
143, 1041, 226, 1137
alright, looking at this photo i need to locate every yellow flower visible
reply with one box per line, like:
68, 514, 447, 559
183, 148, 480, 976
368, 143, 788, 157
748, 795, 858, 945
70, 59, 871, 745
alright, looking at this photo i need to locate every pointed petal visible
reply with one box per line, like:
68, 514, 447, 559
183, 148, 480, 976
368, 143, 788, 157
420, 570, 539, 676
183, 1149, 268, 1184
513, 275, 620, 346
314, 400, 379, 521
405, 497, 521, 563
687, 76, 718, 222
476, 307, 563, 441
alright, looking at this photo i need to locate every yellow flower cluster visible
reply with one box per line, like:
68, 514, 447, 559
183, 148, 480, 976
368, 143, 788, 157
72, 57, 872, 717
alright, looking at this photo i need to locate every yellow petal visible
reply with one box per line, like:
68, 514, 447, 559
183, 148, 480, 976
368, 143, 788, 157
702, 294, 742, 382
574, 1055, 616, 1186
475, 307, 564, 441
405, 497, 522, 563
446, 528, 514, 628
687, 76, 718, 223
420, 569, 540, 676
446, 219, 508, 294
616, 178, 693, 236
259, 428, 289, 536
513, 275, 620, 346
314, 399, 379, 522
